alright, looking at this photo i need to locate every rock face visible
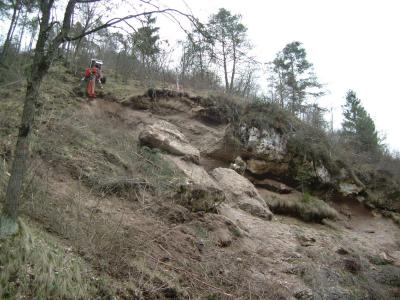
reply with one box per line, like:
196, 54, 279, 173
206, 125, 289, 176
243, 126, 287, 160
139, 121, 200, 164
211, 167, 273, 220
239, 126, 290, 176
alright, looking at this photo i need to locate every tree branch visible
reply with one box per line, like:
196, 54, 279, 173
64, 8, 197, 42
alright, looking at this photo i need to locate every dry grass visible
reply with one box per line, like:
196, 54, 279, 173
265, 192, 338, 222
197, 92, 246, 125
0, 221, 114, 300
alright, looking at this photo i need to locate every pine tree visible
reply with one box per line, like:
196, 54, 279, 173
271, 41, 324, 114
342, 90, 380, 153
132, 14, 160, 68
207, 8, 249, 93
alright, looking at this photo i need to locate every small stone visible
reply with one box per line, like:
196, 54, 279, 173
162, 287, 178, 299
230, 156, 246, 174
294, 289, 313, 300
297, 234, 316, 247
160, 256, 171, 262
343, 258, 361, 273
215, 229, 232, 248
196, 239, 205, 252
337, 247, 350, 255
292, 252, 302, 258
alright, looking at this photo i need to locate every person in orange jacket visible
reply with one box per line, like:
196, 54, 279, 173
85, 66, 98, 98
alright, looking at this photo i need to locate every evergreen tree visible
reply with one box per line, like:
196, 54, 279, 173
132, 14, 160, 68
271, 41, 324, 114
207, 8, 249, 93
342, 90, 380, 153
180, 23, 213, 81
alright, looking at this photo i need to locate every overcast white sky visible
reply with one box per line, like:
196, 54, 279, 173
154, 0, 400, 151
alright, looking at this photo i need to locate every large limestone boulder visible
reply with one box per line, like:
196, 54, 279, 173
339, 182, 363, 197
211, 167, 258, 198
139, 120, 200, 164
164, 155, 225, 212
315, 165, 332, 184
211, 167, 273, 220
203, 125, 241, 162
165, 155, 219, 188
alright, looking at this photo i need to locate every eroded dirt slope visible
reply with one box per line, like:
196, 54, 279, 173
70, 95, 400, 299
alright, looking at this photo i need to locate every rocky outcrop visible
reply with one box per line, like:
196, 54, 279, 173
238, 126, 291, 177
242, 126, 287, 160
139, 120, 200, 164
211, 167, 273, 220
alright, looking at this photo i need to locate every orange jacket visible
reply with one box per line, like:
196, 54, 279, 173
85, 67, 97, 78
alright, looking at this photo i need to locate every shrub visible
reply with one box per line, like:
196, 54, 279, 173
240, 99, 295, 134
198, 93, 244, 124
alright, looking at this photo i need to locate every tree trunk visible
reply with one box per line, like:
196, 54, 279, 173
2, 75, 43, 220
229, 42, 236, 92
278, 70, 284, 108
1, 0, 56, 236
73, 37, 83, 75
0, 0, 22, 64
222, 41, 229, 92
289, 58, 297, 113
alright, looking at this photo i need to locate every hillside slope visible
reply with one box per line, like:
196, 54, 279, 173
0, 68, 399, 299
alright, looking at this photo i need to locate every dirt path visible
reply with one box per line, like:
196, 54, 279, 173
332, 199, 400, 260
